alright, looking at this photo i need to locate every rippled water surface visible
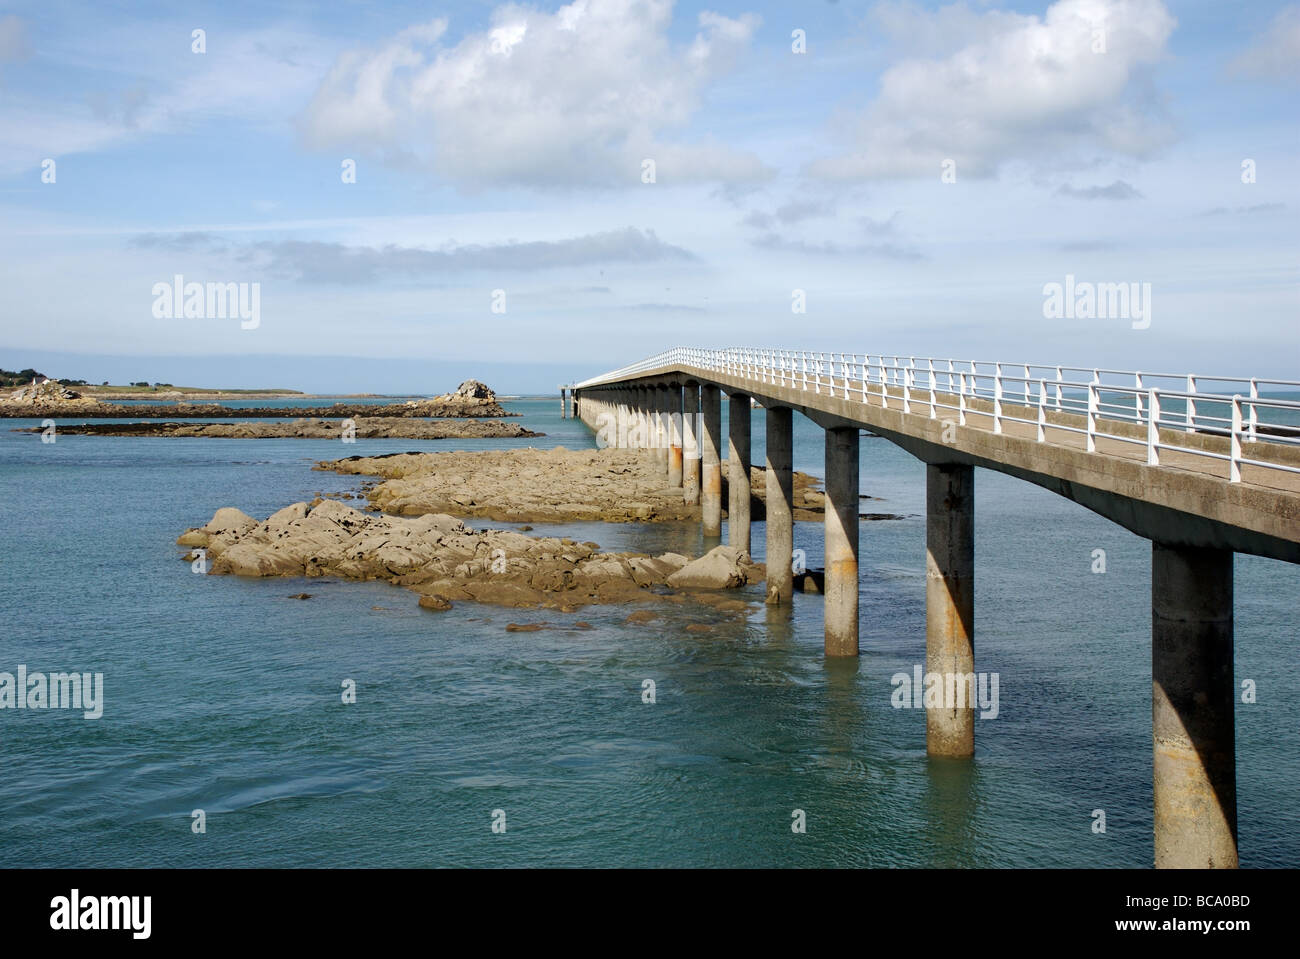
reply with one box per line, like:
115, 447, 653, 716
1, 398, 1296, 867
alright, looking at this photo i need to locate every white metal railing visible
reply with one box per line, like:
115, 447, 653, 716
573, 348, 1300, 485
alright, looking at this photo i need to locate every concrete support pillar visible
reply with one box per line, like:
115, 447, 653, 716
824, 427, 859, 657
682, 384, 700, 505
655, 388, 669, 472
640, 388, 653, 452
616, 392, 629, 449
667, 385, 683, 488
633, 389, 647, 449
925, 463, 975, 758
765, 406, 794, 606
701, 384, 722, 537
1152, 543, 1237, 869
728, 392, 751, 552
560, 387, 567, 419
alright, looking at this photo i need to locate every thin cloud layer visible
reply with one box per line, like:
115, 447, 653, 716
1056, 180, 1143, 200
300, 0, 771, 187
1229, 4, 1300, 81
809, 0, 1177, 180
237, 228, 694, 284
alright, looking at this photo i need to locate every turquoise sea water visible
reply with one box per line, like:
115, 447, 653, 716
0, 397, 1296, 867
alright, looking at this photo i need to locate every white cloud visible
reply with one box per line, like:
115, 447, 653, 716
1229, 4, 1300, 82
0, 23, 334, 176
809, 0, 1177, 180
299, 0, 771, 187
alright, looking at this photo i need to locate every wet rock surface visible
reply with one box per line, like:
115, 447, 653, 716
317, 447, 861, 524
177, 501, 765, 611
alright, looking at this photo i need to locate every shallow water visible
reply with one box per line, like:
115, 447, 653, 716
0, 398, 1296, 867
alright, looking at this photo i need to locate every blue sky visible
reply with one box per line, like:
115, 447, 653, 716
0, 0, 1295, 393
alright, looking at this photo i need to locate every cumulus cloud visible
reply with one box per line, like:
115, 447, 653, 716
299, 0, 770, 187
809, 0, 1177, 180
1229, 5, 1300, 82
1055, 179, 1143, 200
237, 228, 694, 284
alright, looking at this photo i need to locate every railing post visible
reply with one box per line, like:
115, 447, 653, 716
993, 362, 1003, 434
1248, 379, 1258, 443
1147, 388, 1160, 466
1135, 372, 1144, 423
958, 372, 967, 426
1230, 396, 1242, 482
1024, 363, 1031, 404
1087, 378, 1099, 452
928, 359, 937, 418
1186, 375, 1197, 433
1037, 379, 1047, 442
1055, 366, 1063, 409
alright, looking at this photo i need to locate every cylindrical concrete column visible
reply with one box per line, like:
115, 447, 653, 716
655, 388, 669, 472
1152, 543, 1236, 869
683, 384, 700, 505
667, 385, 683, 487
824, 427, 859, 657
701, 384, 722, 537
634, 388, 648, 449
616, 392, 629, 449
925, 463, 975, 758
728, 392, 751, 552
765, 406, 794, 606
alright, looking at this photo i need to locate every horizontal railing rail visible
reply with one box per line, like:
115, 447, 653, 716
573, 348, 1300, 485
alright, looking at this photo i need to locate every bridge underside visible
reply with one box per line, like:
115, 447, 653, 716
572, 365, 1299, 869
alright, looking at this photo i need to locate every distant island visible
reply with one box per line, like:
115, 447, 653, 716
3, 376, 537, 438
0, 366, 303, 398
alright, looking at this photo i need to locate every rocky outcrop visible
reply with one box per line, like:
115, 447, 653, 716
0, 379, 107, 416
19, 417, 541, 439
666, 546, 753, 589
177, 501, 763, 611
447, 379, 494, 401
318, 447, 840, 524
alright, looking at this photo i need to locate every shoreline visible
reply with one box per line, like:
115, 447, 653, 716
16, 417, 542, 440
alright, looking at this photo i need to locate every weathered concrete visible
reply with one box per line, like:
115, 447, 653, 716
701, 384, 722, 537
925, 463, 975, 758
1152, 543, 1237, 869
683, 384, 701, 505
729, 392, 752, 552
765, 405, 794, 606
667, 385, 683, 488
824, 427, 860, 656
654, 388, 669, 470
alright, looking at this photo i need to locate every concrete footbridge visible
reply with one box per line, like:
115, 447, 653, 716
569, 347, 1300, 869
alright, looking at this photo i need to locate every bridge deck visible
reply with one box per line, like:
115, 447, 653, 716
578, 361, 1300, 563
